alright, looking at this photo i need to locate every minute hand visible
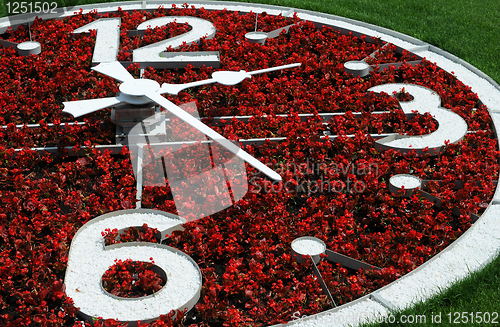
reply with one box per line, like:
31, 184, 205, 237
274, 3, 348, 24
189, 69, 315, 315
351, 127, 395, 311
159, 63, 301, 95
145, 92, 282, 181
246, 63, 301, 75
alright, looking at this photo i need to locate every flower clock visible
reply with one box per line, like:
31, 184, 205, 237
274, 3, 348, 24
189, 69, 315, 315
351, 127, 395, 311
1, 1, 500, 327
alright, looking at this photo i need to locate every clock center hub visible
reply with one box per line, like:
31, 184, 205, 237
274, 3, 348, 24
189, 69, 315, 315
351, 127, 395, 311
118, 79, 160, 105
119, 79, 160, 97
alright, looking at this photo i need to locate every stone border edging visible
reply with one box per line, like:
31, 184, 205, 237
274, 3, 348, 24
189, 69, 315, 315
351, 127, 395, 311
2, 2, 499, 326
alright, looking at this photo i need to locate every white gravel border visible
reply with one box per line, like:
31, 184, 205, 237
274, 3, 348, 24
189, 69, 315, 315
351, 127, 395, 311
3, 1, 500, 326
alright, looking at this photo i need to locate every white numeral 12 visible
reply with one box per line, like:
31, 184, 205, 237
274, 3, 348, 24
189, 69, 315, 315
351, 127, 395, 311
73, 16, 219, 68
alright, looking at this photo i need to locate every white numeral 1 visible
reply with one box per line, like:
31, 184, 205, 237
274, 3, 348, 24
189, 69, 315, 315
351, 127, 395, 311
73, 18, 121, 64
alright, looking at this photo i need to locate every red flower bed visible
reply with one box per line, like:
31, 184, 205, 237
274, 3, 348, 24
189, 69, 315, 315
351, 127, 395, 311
102, 259, 165, 298
0, 4, 498, 327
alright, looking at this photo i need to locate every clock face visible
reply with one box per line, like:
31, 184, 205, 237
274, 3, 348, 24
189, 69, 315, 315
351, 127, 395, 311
0, 1, 498, 326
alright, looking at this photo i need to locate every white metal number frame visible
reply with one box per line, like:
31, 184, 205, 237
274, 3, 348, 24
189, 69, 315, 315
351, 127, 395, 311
64, 209, 203, 324
2, 1, 500, 327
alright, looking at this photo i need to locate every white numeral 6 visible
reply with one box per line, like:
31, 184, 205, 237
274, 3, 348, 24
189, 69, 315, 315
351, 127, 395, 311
64, 209, 202, 324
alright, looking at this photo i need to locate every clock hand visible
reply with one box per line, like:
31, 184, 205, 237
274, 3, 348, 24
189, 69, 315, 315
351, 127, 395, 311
159, 63, 301, 95
245, 62, 301, 75
91, 61, 135, 83
159, 78, 219, 95
62, 61, 301, 180
144, 91, 282, 181
62, 63, 136, 117
62, 96, 123, 118
154, 63, 301, 180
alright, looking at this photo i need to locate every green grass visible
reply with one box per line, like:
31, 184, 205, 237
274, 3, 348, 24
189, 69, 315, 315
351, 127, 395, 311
1, 0, 500, 326
1, 0, 498, 82
225, 0, 500, 84
361, 254, 500, 327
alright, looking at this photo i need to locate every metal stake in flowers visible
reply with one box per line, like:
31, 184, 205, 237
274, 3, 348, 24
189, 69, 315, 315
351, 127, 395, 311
291, 236, 381, 308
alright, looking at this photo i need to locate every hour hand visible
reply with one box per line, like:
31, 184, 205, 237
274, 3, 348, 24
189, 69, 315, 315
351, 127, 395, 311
159, 70, 251, 95
62, 96, 123, 118
159, 78, 215, 95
